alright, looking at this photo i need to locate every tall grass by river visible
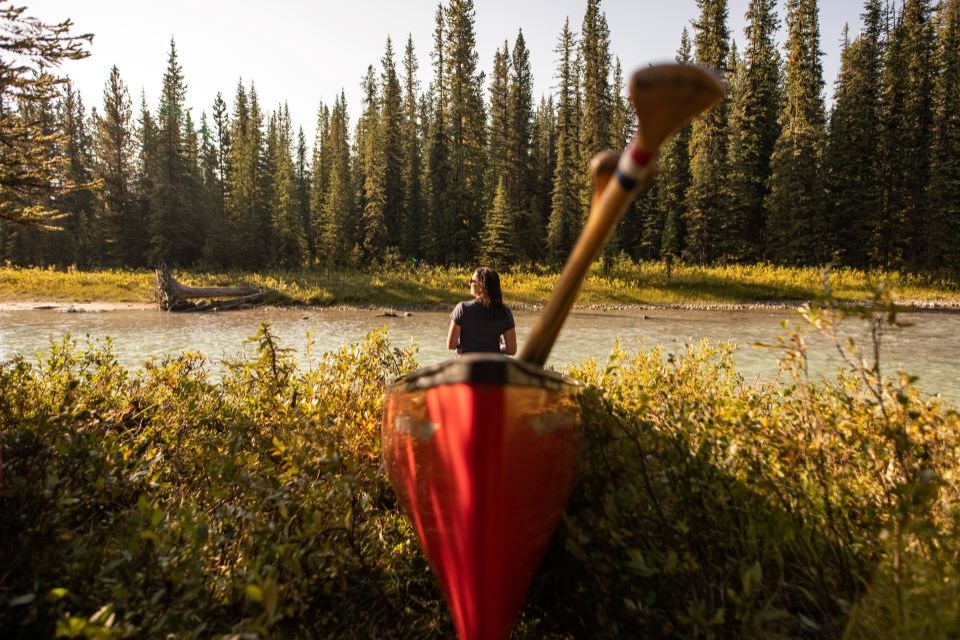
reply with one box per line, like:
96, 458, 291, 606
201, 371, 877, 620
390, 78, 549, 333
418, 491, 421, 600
2, 260, 960, 308
1, 290, 959, 638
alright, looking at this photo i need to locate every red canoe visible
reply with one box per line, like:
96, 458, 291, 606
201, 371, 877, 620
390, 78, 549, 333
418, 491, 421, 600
382, 353, 581, 640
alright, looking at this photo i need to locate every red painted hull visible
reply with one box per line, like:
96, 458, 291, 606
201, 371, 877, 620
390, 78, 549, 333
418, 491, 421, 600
382, 354, 581, 640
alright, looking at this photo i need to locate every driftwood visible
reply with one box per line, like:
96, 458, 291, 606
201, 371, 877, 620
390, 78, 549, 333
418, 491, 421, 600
155, 264, 264, 312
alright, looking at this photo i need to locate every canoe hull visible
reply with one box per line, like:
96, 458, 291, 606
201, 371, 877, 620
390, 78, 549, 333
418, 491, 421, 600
382, 355, 581, 640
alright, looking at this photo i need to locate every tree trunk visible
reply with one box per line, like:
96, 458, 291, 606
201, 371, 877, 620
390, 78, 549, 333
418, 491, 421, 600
154, 264, 264, 311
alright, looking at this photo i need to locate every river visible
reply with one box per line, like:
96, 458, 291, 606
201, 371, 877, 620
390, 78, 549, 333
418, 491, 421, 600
2, 306, 958, 404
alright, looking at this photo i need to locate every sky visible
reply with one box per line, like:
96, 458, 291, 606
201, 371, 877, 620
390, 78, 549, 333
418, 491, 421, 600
31, 0, 869, 141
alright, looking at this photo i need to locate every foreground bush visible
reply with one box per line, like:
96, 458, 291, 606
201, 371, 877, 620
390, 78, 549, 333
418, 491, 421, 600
0, 327, 444, 639
1, 294, 959, 638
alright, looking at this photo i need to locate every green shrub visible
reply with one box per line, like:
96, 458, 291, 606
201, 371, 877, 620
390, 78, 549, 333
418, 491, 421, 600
2, 290, 959, 639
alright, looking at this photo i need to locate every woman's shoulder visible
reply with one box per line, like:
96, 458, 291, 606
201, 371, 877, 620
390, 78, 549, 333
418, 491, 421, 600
450, 299, 475, 320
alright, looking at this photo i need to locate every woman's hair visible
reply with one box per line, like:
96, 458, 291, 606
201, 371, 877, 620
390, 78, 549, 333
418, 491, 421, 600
474, 267, 507, 316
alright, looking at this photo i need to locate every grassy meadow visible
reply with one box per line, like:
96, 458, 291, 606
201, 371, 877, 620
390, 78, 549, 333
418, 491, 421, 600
2, 260, 960, 309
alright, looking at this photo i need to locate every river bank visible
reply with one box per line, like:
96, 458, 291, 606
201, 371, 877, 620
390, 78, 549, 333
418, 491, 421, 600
3, 263, 960, 312
5, 298, 960, 314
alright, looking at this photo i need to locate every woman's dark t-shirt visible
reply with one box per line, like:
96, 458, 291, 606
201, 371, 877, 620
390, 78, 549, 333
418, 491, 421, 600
450, 299, 515, 354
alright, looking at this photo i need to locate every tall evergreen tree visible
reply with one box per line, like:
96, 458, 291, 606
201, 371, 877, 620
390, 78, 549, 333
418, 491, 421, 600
211, 92, 230, 215
530, 95, 556, 257
486, 42, 511, 216
203, 91, 233, 266
380, 37, 404, 256
481, 177, 514, 268
248, 84, 270, 268
875, 0, 935, 268
547, 18, 582, 262
197, 111, 224, 266
659, 30, 696, 260
580, 0, 616, 264
148, 39, 197, 265
444, 0, 488, 263
611, 58, 649, 261
319, 92, 354, 267
506, 30, 538, 262
764, 0, 829, 264
0, 3, 91, 227
92, 66, 138, 266
825, 0, 883, 267
131, 91, 157, 268
270, 105, 307, 267
426, 4, 454, 263
309, 100, 330, 262
400, 35, 425, 262
723, 0, 781, 261
684, 0, 730, 263
295, 126, 311, 259
357, 65, 386, 261
225, 81, 251, 268
183, 109, 208, 258
925, 0, 960, 271
56, 84, 96, 265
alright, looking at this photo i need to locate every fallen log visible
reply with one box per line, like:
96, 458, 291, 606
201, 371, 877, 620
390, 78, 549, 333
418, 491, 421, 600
155, 264, 264, 311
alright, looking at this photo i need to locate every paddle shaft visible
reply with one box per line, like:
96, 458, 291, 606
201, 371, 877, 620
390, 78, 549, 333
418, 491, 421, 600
519, 160, 656, 367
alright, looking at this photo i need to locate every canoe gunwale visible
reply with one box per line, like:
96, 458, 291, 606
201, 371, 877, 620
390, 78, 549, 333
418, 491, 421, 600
387, 353, 580, 394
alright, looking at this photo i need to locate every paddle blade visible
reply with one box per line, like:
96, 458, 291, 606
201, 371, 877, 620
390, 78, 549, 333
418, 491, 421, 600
629, 63, 724, 152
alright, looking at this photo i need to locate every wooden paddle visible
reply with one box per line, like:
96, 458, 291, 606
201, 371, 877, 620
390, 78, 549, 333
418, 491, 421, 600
519, 64, 724, 367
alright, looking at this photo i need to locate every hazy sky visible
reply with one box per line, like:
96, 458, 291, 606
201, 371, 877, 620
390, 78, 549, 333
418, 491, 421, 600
32, 1, 868, 140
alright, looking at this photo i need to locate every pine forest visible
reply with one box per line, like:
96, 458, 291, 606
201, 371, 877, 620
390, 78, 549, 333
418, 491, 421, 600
3, 0, 960, 276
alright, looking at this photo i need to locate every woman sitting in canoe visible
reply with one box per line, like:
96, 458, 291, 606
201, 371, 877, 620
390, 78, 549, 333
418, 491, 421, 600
447, 266, 517, 356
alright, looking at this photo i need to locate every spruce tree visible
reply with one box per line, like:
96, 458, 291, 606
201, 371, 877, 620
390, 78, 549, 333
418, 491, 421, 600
925, 0, 960, 271
613, 58, 649, 261
203, 91, 233, 266
658, 29, 694, 259
684, 0, 730, 263
506, 30, 538, 262
481, 177, 514, 268
225, 81, 251, 268
380, 37, 404, 256
148, 39, 196, 266
198, 111, 227, 267
92, 66, 138, 266
723, 0, 781, 261
426, 4, 453, 264
270, 105, 306, 268
400, 36, 425, 262
132, 92, 157, 268
547, 18, 582, 262
212, 92, 230, 218
248, 84, 270, 268
0, 4, 91, 227
444, 0, 487, 264
357, 65, 386, 262
764, 0, 829, 265
530, 95, 556, 258
182, 109, 208, 261
319, 92, 354, 267
310, 100, 330, 263
825, 0, 883, 267
56, 84, 96, 266
580, 0, 615, 264
876, 0, 935, 269
487, 42, 511, 220
295, 126, 312, 260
